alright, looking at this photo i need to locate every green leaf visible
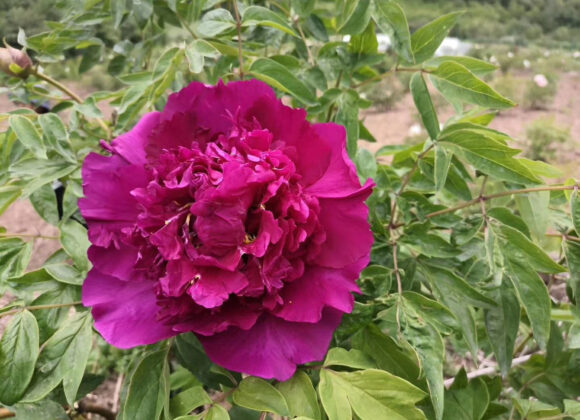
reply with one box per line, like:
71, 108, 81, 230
514, 399, 560, 419
425, 56, 497, 77
324, 348, 376, 370
337, 0, 372, 35
515, 191, 550, 241
348, 21, 378, 55
38, 113, 75, 162
291, 0, 315, 17
9, 115, 47, 159
23, 312, 93, 403
249, 58, 317, 106
374, 0, 413, 63
242, 6, 298, 37
434, 146, 451, 192
74, 97, 104, 119
59, 220, 91, 273
0, 238, 32, 281
185, 39, 219, 73
120, 347, 170, 420
206, 405, 230, 420
0, 310, 39, 405
410, 72, 439, 140
572, 190, 580, 235
431, 61, 515, 109
503, 257, 551, 350
564, 240, 580, 307
484, 280, 520, 375
319, 369, 427, 420
170, 386, 211, 418
493, 223, 565, 274
276, 371, 321, 420
438, 127, 540, 185
411, 12, 463, 63
335, 89, 360, 157
443, 372, 489, 420
8, 399, 68, 420
352, 325, 421, 384
196, 9, 235, 38
233, 377, 290, 416
402, 291, 460, 335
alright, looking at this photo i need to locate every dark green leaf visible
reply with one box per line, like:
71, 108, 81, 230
170, 386, 211, 418
242, 6, 298, 37
411, 12, 463, 63
233, 377, 290, 416
564, 240, 580, 307
249, 58, 317, 106
0, 310, 39, 405
120, 347, 170, 420
425, 56, 497, 77
59, 220, 91, 273
572, 190, 580, 235
410, 72, 439, 140
337, 0, 372, 35
324, 348, 376, 370
0, 238, 32, 282
443, 373, 489, 420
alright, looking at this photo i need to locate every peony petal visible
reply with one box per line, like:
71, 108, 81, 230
189, 267, 248, 308
306, 123, 363, 198
246, 96, 331, 187
314, 182, 374, 269
83, 269, 175, 348
272, 256, 367, 323
162, 80, 276, 134
199, 309, 342, 380
80, 153, 147, 246
110, 112, 161, 164
88, 244, 142, 282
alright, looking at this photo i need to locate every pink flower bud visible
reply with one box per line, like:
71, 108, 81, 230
0, 43, 32, 78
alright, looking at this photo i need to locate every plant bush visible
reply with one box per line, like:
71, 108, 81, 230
522, 73, 558, 109
525, 117, 571, 162
1, 1, 580, 420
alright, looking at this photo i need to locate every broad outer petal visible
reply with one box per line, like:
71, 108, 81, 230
83, 269, 175, 348
306, 123, 363, 198
314, 182, 374, 269
199, 309, 342, 381
80, 153, 147, 246
88, 244, 142, 282
272, 255, 368, 323
110, 112, 161, 164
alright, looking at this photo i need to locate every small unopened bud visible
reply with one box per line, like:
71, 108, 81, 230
0, 41, 32, 79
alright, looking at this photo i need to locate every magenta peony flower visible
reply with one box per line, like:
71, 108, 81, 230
81, 80, 374, 380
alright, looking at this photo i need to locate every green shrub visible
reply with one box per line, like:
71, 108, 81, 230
522, 73, 558, 109
525, 117, 571, 162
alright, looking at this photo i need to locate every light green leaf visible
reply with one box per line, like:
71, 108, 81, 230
410, 72, 439, 140
438, 127, 541, 185
0, 238, 32, 281
431, 61, 515, 109
205, 405, 230, 420
335, 89, 360, 157
337, 0, 372, 35
277, 371, 321, 420
249, 58, 317, 106
572, 190, 580, 235
514, 399, 560, 419
23, 312, 93, 403
242, 6, 298, 37
484, 280, 520, 375
9, 115, 47, 159
196, 9, 235, 38
59, 220, 91, 273
170, 386, 211, 418
120, 347, 170, 420
425, 56, 497, 76
374, 0, 413, 63
319, 369, 426, 420
233, 377, 290, 416
515, 191, 550, 242
411, 12, 463, 63
185, 39, 219, 73
0, 310, 39, 405
493, 223, 565, 274
504, 257, 551, 350
324, 348, 376, 370
38, 113, 75, 162
434, 146, 451, 191
402, 291, 460, 335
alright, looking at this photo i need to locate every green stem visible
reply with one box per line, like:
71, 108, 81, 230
426, 185, 577, 219
232, 0, 244, 79
32, 69, 111, 139
0, 301, 83, 319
